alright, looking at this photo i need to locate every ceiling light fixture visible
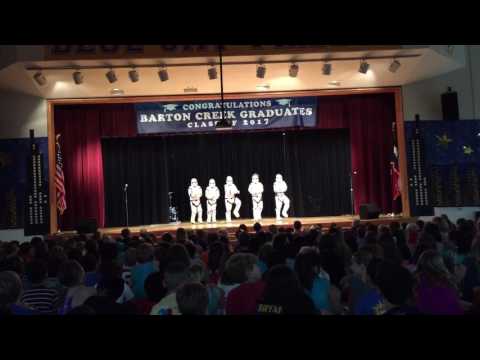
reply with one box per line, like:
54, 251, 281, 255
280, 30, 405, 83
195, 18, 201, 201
72, 71, 83, 84
322, 62, 332, 75
389, 59, 401, 73
128, 68, 139, 82
106, 69, 117, 83
208, 64, 217, 80
289, 63, 299, 77
358, 60, 370, 74
256, 63, 266, 78
33, 72, 47, 86
158, 66, 169, 82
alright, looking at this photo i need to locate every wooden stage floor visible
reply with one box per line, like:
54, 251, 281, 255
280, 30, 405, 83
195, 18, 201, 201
95, 215, 415, 237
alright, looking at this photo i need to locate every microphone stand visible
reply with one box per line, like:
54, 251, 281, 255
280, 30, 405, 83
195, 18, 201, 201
350, 173, 355, 216
124, 184, 129, 227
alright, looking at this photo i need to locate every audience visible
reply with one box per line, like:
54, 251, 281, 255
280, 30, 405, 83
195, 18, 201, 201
2, 213, 479, 316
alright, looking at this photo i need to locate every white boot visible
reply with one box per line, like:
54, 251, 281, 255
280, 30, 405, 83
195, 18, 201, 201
276, 209, 282, 221
226, 213, 232, 222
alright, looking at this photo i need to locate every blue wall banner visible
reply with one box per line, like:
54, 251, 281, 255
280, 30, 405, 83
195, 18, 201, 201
405, 119, 480, 210
0, 137, 48, 229
135, 97, 317, 134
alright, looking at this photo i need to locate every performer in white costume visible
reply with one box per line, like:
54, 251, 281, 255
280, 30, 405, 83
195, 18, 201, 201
224, 176, 241, 222
205, 178, 220, 223
273, 174, 290, 220
248, 173, 264, 221
188, 178, 203, 224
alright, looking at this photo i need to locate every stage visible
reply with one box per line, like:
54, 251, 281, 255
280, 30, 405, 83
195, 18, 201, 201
84, 214, 415, 239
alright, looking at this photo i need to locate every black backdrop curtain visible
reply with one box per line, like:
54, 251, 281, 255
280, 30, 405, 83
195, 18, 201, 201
102, 129, 351, 227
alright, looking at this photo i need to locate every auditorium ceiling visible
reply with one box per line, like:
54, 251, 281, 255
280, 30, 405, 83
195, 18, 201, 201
0, 45, 467, 99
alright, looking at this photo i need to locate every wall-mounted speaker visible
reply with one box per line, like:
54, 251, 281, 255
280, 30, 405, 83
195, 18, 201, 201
359, 203, 380, 220
76, 218, 98, 234
441, 88, 459, 121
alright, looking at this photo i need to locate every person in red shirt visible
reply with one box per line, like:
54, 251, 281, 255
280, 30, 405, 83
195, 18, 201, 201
225, 279, 265, 315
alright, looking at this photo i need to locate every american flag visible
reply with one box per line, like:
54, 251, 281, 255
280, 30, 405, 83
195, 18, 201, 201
55, 134, 67, 215
391, 122, 401, 201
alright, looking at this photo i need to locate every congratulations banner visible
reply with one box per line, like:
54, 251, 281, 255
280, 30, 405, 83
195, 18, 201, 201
135, 97, 317, 134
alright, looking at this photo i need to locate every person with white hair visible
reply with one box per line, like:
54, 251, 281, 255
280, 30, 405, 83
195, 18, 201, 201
273, 174, 290, 220
205, 179, 220, 223
188, 178, 203, 224
224, 176, 241, 222
248, 173, 264, 221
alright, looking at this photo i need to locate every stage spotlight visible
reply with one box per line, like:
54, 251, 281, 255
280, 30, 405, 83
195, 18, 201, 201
256, 63, 266, 78
128, 68, 139, 82
72, 71, 83, 85
289, 63, 299, 77
33, 72, 47, 86
106, 69, 117, 83
208, 65, 217, 80
358, 60, 370, 74
322, 62, 332, 75
158, 66, 169, 82
389, 59, 401, 73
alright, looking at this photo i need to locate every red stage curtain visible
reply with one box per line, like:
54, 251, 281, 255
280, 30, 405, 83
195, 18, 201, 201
54, 94, 395, 230
317, 93, 395, 213
54, 104, 137, 230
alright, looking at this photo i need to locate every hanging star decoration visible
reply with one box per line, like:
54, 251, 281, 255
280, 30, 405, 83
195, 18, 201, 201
436, 133, 453, 149
463, 145, 474, 155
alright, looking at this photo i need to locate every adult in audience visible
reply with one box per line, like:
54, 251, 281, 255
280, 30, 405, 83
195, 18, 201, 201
414, 250, 463, 315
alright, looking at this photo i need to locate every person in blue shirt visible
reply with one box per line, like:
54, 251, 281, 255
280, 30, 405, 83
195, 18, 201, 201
353, 258, 388, 315
131, 243, 157, 299
294, 248, 331, 313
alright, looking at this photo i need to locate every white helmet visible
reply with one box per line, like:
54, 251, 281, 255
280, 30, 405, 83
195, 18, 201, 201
209, 178, 216, 187
190, 178, 198, 186
276, 174, 283, 182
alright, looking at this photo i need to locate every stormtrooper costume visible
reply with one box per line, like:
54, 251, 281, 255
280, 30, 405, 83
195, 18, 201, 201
188, 178, 203, 224
224, 176, 241, 222
273, 174, 290, 220
205, 178, 220, 223
248, 173, 264, 221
